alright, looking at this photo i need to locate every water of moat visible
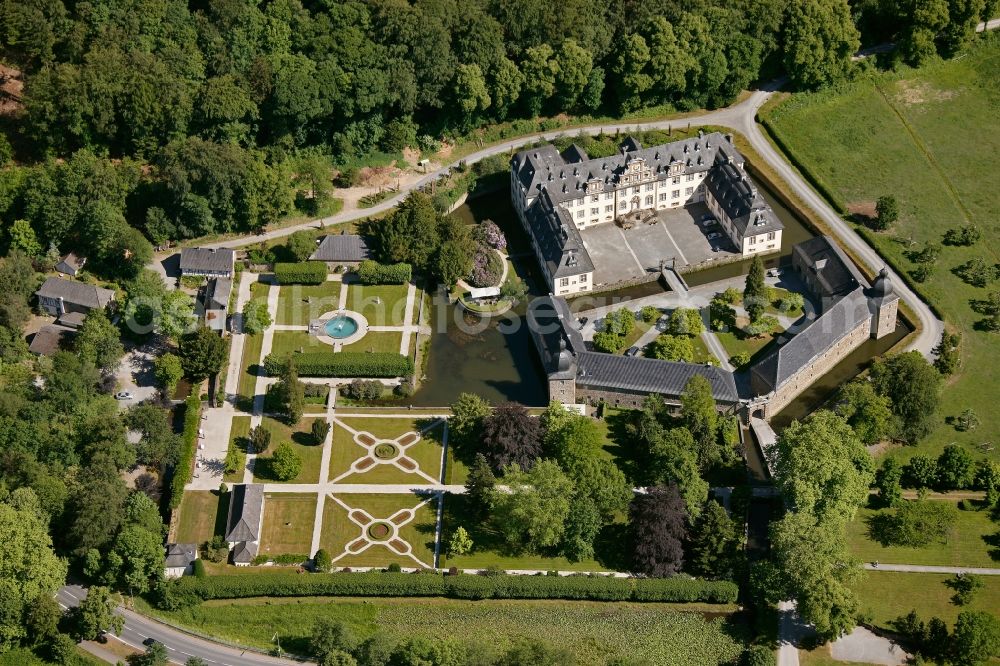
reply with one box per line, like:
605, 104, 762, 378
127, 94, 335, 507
409, 186, 911, 421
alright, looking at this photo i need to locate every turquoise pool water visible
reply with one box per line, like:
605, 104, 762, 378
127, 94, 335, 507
324, 315, 359, 339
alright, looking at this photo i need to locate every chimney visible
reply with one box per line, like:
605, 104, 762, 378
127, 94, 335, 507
725, 134, 733, 144
698, 129, 704, 139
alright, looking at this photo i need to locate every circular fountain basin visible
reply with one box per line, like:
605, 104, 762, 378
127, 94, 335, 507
324, 315, 359, 339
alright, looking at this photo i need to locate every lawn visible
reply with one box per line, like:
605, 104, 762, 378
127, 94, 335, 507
319, 492, 438, 568
276, 281, 341, 326
142, 597, 744, 665
615, 320, 653, 353
340, 330, 403, 354
270, 330, 324, 358
845, 504, 998, 568
259, 493, 318, 557
344, 283, 411, 326
252, 417, 324, 484
715, 328, 779, 363
236, 332, 264, 412
853, 571, 1000, 632
439, 494, 629, 573
763, 37, 1000, 464
798, 647, 875, 666
327, 417, 445, 484
175, 490, 228, 544
224, 415, 251, 483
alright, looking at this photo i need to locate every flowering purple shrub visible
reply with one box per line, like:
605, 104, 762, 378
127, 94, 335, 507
474, 220, 507, 251
468, 243, 504, 287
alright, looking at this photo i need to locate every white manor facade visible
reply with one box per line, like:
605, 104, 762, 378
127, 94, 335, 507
510, 132, 783, 295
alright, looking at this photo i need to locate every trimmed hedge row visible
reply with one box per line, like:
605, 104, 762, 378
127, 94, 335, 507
169, 571, 738, 604
275, 261, 327, 285
264, 352, 413, 378
357, 260, 412, 285
169, 395, 202, 509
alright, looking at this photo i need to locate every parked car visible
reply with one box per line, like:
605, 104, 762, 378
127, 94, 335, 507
114, 391, 134, 400
707, 232, 722, 240
142, 638, 159, 648
577, 316, 589, 329
625, 346, 641, 357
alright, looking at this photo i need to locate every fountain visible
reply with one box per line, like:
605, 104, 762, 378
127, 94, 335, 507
324, 314, 359, 339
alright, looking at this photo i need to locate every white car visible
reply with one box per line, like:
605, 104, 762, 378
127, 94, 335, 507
114, 391, 134, 400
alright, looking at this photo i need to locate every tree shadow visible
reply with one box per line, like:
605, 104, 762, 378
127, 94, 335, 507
865, 511, 897, 547
291, 431, 319, 446
983, 531, 1000, 562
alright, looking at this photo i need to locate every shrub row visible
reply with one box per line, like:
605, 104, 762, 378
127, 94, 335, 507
169, 395, 202, 509
274, 261, 327, 285
264, 352, 413, 378
357, 260, 412, 285
168, 571, 737, 604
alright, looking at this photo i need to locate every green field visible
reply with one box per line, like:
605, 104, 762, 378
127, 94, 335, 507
319, 492, 438, 568
853, 570, 1000, 631
259, 493, 317, 557
328, 417, 445, 483
845, 505, 998, 568
253, 417, 324, 484
276, 281, 341, 326
224, 416, 251, 483
140, 597, 744, 665
340, 330, 403, 354
175, 490, 227, 544
344, 283, 411, 326
763, 36, 1000, 464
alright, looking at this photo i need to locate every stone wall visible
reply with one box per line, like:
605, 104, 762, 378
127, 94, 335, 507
550, 378, 577, 405
874, 299, 898, 339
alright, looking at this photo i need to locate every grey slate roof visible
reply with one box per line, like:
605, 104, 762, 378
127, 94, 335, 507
164, 543, 197, 568
231, 541, 258, 564
310, 234, 373, 263
793, 236, 869, 298
704, 161, 783, 236
28, 324, 75, 356
206, 277, 232, 310
577, 351, 740, 403
55, 252, 86, 275
56, 311, 87, 328
561, 144, 589, 164
524, 192, 595, 279
36, 277, 115, 309
180, 248, 235, 274
225, 484, 264, 543
751, 287, 873, 394
526, 295, 586, 380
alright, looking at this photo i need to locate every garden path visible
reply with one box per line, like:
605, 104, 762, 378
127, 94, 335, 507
243, 283, 280, 483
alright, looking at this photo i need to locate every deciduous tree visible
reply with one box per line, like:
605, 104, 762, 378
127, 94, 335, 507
629, 484, 687, 577
492, 459, 573, 552
481, 402, 542, 473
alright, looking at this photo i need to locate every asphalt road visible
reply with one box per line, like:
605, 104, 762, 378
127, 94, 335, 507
57, 585, 300, 666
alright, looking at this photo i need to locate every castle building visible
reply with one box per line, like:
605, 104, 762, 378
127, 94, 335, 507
510, 132, 783, 296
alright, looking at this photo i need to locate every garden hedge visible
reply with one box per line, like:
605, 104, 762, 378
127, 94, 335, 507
357, 260, 412, 285
169, 395, 202, 509
274, 261, 327, 285
264, 352, 413, 378
166, 571, 738, 605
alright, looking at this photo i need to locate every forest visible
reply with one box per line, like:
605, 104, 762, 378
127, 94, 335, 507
0, 0, 995, 269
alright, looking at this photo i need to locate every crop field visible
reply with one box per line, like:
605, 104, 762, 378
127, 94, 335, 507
142, 597, 744, 665
762, 36, 1000, 463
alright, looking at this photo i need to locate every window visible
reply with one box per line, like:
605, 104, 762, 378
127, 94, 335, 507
645, 183, 653, 192
605, 193, 613, 200
591, 196, 599, 202
576, 198, 584, 205
580, 274, 588, 283
577, 211, 584, 218
591, 207, 599, 215
559, 278, 569, 287
605, 205, 613, 212
659, 193, 667, 201
645, 196, 653, 205
684, 187, 693, 195
619, 202, 627, 210
767, 231, 776, 241
685, 174, 694, 182
672, 190, 680, 198
672, 177, 681, 184
748, 236, 757, 245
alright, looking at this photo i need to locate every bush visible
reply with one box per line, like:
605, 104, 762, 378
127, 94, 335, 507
468, 244, 504, 288
639, 305, 660, 323
869, 500, 959, 548
269, 442, 302, 481
192, 559, 206, 579
730, 352, 751, 368
314, 549, 332, 573
472, 220, 507, 251
264, 352, 413, 378
275, 261, 327, 285
775, 293, 804, 313
312, 419, 331, 444
592, 331, 627, 354
357, 260, 412, 285
162, 571, 738, 606
342, 378, 385, 401
744, 316, 779, 338
169, 395, 201, 509
742, 645, 776, 666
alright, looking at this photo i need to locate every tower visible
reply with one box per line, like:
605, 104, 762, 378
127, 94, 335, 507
868, 268, 898, 339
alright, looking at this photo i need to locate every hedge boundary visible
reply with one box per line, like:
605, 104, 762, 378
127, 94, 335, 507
274, 261, 327, 285
357, 260, 412, 285
169, 571, 738, 604
264, 352, 413, 378
169, 395, 202, 509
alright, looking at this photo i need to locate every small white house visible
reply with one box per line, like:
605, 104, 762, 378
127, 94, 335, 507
164, 543, 198, 578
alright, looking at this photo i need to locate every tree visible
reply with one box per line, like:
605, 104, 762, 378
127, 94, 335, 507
956, 407, 980, 433
952, 611, 1000, 666
565, 455, 632, 520
128, 639, 169, 666
592, 331, 628, 354
629, 485, 688, 577
449, 393, 491, 454
955, 257, 997, 288
312, 419, 331, 445
103, 524, 164, 594
436, 239, 474, 287
944, 224, 981, 247
269, 442, 302, 481
875, 458, 903, 508
646, 334, 693, 361
72, 586, 123, 641
554, 39, 593, 109
286, 231, 316, 262
0, 489, 68, 649
899, 0, 950, 65
686, 500, 742, 580
948, 574, 985, 606
481, 402, 543, 472
561, 493, 602, 562
681, 376, 720, 470
372, 192, 440, 270
75, 309, 125, 373
783, 0, 860, 90
453, 64, 491, 128
648, 427, 710, 517
542, 405, 603, 466
871, 498, 958, 547
871, 351, 941, 443
179, 327, 227, 382
904, 454, 939, 488
153, 353, 183, 395
668, 308, 704, 336
774, 411, 875, 524
249, 425, 271, 454
465, 453, 497, 517
274, 357, 304, 425
770, 511, 861, 639
834, 380, 895, 446
311, 618, 357, 660
127, 404, 181, 469
242, 298, 272, 334
932, 331, 962, 375
8, 219, 42, 256
743, 255, 767, 322
602, 308, 635, 337
447, 526, 473, 556
521, 44, 558, 115
937, 444, 975, 489
68, 459, 128, 556
873, 195, 899, 230
492, 460, 574, 552
314, 549, 332, 573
